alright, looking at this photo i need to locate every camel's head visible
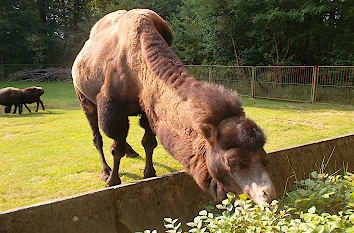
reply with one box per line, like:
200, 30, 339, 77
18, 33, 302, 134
201, 116, 276, 205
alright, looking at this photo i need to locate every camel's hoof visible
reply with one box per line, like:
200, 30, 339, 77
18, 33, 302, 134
100, 167, 112, 181
106, 175, 121, 187
143, 168, 156, 179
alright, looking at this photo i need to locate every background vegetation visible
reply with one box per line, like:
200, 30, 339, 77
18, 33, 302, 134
0, 81, 353, 211
0, 0, 353, 66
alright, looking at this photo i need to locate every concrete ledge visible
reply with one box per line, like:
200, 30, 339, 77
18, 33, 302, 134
1, 134, 353, 233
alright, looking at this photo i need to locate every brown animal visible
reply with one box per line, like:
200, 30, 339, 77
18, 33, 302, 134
0, 86, 45, 114
72, 9, 276, 204
0, 87, 24, 114
21, 86, 45, 112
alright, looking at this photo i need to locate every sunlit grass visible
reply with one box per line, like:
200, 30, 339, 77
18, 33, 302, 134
0, 81, 353, 211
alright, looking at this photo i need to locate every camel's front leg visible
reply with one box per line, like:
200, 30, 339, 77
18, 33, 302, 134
140, 113, 157, 178
97, 93, 129, 187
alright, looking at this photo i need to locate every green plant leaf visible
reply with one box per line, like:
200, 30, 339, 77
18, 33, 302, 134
227, 192, 236, 199
308, 206, 316, 214
311, 171, 318, 178
186, 222, 196, 227
239, 194, 248, 201
199, 210, 207, 216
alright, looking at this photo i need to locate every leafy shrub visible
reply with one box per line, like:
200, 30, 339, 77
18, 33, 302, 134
143, 171, 354, 233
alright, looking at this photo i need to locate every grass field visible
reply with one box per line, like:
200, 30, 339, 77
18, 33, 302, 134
0, 81, 353, 212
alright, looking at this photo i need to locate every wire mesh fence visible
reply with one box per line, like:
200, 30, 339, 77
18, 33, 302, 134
316, 66, 354, 105
186, 65, 353, 105
254, 66, 315, 102
185, 65, 253, 96
1, 64, 353, 105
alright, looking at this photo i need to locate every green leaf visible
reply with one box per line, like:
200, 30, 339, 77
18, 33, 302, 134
227, 192, 236, 199
186, 222, 196, 227
216, 204, 227, 210
199, 210, 207, 216
197, 220, 203, 229
165, 224, 174, 229
305, 179, 315, 186
164, 218, 173, 223
175, 222, 181, 230
311, 171, 318, 178
308, 206, 316, 214
239, 194, 248, 201
222, 199, 229, 205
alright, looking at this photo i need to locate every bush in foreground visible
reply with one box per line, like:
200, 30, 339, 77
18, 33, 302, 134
144, 171, 354, 233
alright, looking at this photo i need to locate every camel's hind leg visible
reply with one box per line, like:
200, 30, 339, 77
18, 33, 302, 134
74, 86, 111, 181
140, 113, 157, 178
97, 93, 132, 187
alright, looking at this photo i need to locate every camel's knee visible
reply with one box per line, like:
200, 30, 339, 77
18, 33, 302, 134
140, 114, 157, 149
142, 133, 157, 149
110, 141, 126, 159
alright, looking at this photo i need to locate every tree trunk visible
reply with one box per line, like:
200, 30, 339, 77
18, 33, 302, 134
228, 23, 240, 67
273, 29, 283, 86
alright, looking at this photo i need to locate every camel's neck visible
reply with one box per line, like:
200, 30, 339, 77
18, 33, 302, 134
157, 123, 223, 199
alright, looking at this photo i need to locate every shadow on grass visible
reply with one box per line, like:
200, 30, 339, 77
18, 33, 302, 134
120, 172, 143, 180
133, 156, 179, 173
0, 110, 64, 118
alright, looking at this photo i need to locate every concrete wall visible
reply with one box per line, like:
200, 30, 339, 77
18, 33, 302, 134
1, 134, 353, 233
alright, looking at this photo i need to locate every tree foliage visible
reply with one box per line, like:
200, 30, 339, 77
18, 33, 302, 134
0, 0, 353, 66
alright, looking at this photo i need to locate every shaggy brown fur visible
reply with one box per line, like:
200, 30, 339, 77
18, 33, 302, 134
72, 9, 273, 201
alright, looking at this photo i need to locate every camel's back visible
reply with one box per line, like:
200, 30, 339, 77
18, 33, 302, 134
72, 10, 128, 103
72, 9, 172, 104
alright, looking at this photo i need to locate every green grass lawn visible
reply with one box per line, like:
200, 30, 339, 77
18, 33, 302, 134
0, 81, 353, 212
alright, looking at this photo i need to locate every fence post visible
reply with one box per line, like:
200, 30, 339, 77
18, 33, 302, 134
312, 65, 318, 103
208, 65, 212, 82
251, 66, 256, 98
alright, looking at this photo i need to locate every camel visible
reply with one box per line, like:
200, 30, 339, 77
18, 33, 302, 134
72, 9, 276, 205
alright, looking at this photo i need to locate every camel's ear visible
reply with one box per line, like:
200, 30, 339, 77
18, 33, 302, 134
201, 123, 217, 145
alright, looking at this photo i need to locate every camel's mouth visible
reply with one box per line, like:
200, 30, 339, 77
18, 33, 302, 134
240, 181, 276, 205
231, 165, 276, 205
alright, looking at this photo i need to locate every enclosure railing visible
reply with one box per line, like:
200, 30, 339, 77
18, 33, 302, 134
0, 64, 353, 105
185, 65, 353, 105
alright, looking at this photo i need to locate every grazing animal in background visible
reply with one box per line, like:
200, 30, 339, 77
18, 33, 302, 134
21, 86, 45, 112
0, 86, 45, 114
72, 9, 276, 204
0, 87, 24, 114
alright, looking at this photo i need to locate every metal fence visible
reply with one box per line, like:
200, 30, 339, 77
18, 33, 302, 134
1, 64, 353, 105
186, 65, 353, 105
